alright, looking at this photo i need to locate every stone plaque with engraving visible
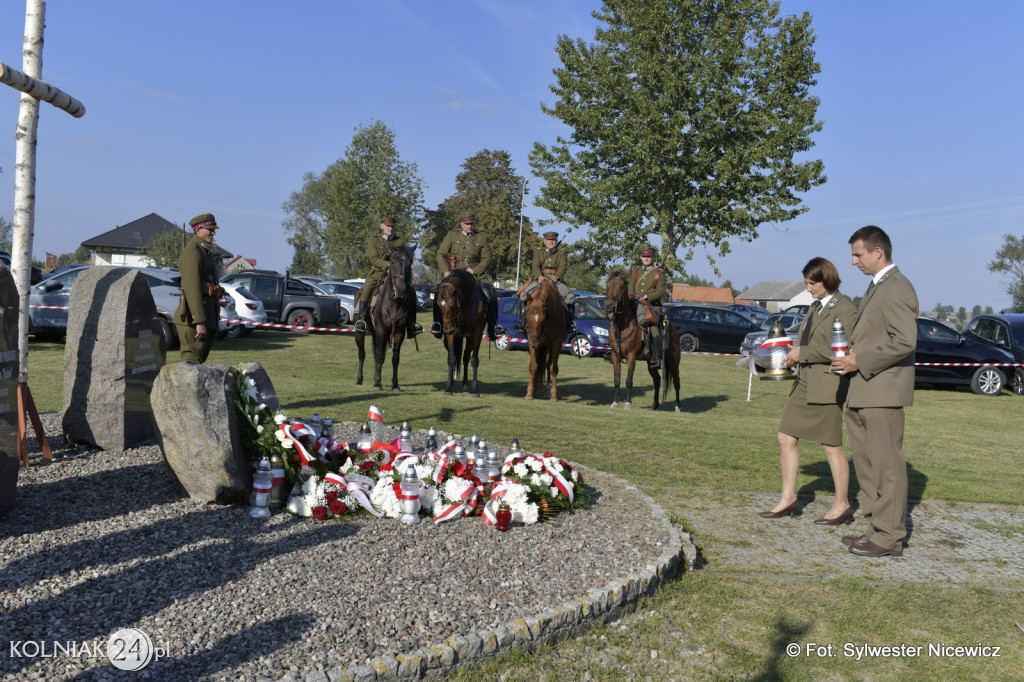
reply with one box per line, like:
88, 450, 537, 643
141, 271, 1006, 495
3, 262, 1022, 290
62, 267, 167, 450
0, 264, 20, 518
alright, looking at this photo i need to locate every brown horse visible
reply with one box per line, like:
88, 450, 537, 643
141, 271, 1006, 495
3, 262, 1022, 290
523, 278, 567, 400
355, 244, 416, 391
435, 268, 486, 396
604, 269, 682, 411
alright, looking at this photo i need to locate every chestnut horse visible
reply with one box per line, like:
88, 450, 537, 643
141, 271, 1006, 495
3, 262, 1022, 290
523, 278, 567, 400
355, 244, 416, 391
604, 270, 682, 411
435, 269, 486, 396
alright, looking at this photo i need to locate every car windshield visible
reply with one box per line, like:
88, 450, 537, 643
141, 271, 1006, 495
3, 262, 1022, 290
575, 298, 604, 319
235, 286, 259, 301
1010, 323, 1024, 346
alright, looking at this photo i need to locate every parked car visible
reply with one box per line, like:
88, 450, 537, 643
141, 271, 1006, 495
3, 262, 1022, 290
666, 304, 762, 353
292, 275, 325, 287
0, 251, 43, 284
962, 313, 1024, 394
493, 296, 609, 358
308, 281, 354, 325
28, 265, 236, 349
781, 303, 810, 316
221, 282, 268, 338
727, 303, 772, 322
739, 313, 806, 356
413, 283, 434, 308
916, 316, 1018, 395
220, 270, 342, 329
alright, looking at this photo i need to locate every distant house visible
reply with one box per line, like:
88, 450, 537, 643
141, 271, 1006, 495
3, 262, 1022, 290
80, 213, 232, 267
223, 255, 257, 274
671, 284, 734, 304
736, 281, 813, 312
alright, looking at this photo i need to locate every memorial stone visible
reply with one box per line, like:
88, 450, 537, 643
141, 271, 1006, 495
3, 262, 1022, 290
238, 361, 280, 412
0, 264, 20, 518
151, 362, 252, 503
62, 267, 166, 450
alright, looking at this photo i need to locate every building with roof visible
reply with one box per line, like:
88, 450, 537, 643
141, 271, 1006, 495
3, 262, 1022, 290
736, 281, 813, 312
671, 284, 734, 304
80, 213, 232, 267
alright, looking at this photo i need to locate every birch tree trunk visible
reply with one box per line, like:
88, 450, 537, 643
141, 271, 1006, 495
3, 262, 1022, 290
12, 0, 45, 382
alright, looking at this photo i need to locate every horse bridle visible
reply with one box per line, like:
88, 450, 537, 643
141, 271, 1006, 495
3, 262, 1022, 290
605, 275, 630, 319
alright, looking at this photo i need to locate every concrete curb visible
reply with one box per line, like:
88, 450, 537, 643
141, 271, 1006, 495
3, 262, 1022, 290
311, 467, 693, 681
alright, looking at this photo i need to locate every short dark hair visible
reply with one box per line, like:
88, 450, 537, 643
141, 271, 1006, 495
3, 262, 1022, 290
802, 257, 841, 292
849, 225, 892, 261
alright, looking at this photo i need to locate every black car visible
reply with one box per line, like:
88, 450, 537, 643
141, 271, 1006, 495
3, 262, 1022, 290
0, 251, 43, 284
915, 316, 1017, 395
665, 304, 761, 353
962, 313, 1024, 395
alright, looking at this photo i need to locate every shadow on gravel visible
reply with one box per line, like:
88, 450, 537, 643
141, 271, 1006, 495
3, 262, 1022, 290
1, 515, 357, 679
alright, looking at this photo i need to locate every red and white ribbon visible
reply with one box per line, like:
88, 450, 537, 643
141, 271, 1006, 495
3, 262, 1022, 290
367, 405, 384, 424
324, 471, 382, 517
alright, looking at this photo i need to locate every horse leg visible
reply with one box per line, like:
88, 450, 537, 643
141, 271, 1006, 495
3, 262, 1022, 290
548, 343, 559, 401
467, 338, 481, 397
372, 330, 386, 391
648, 359, 661, 410
444, 337, 458, 395
610, 353, 622, 408
526, 346, 537, 399
390, 331, 403, 392
624, 356, 636, 409
355, 331, 365, 385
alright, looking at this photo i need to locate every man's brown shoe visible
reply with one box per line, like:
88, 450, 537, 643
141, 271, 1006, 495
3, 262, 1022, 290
841, 534, 869, 547
849, 540, 903, 557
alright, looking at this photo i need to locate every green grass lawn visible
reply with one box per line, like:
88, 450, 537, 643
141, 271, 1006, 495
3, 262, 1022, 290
25, 321, 1024, 679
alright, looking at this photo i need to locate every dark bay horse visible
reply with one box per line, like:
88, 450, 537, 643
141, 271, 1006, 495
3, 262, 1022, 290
604, 269, 682, 411
523, 278, 567, 400
435, 268, 486, 396
355, 244, 416, 391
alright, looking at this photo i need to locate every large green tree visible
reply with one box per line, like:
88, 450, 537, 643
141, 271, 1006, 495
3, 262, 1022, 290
987, 234, 1024, 311
282, 120, 424, 278
145, 230, 186, 268
421, 149, 534, 285
529, 0, 825, 276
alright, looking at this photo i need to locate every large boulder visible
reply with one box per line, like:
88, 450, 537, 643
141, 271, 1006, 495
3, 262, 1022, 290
62, 267, 166, 450
0, 264, 19, 519
152, 363, 252, 503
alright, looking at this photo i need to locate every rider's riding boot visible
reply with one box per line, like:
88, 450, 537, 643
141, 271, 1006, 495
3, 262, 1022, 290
515, 300, 527, 334
354, 300, 368, 333
407, 292, 423, 336
649, 334, 663, 369
430, 304, 443, 338
566, 306, 576, 335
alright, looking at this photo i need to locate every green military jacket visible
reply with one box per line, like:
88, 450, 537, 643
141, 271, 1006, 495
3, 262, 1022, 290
627, 265, 666, 306
436, 228, 491, 280
176, 234, 220, 326
532, 246, 566, 280
366, 233, 407, 275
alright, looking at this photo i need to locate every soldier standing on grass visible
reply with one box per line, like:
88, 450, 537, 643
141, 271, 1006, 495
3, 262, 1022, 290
628, 246, 666, 369
175, 213, 223, 363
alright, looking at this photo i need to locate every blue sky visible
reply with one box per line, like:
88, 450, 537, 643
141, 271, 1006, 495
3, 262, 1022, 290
2, 1, 1022, 310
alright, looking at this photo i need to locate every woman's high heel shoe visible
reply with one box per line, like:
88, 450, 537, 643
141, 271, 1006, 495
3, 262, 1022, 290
813, 507, 854, 526
758, 501, 799, 518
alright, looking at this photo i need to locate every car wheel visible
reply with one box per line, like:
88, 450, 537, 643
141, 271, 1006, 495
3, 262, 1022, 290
287, 309, 313, 329
970, 366, 1004, 396
337, 308, 351, 325
679, 332, 698, 353
1010, 368, 1024, 396
494, 334, 511, 351
569, 334, 593, 358
159, 317, 179, 350
225, 324, 244, 339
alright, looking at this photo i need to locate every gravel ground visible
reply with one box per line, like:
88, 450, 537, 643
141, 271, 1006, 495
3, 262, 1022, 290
1, 414, 673, 681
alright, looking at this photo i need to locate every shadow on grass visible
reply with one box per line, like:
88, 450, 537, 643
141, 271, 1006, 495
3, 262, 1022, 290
751, 616, 812, 681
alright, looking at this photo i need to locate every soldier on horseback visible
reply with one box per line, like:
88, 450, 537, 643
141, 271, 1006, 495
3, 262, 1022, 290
430, 214, 496, 338
515, 231, 576, 335
354, 217, 422, 336
629, 246, 667, 369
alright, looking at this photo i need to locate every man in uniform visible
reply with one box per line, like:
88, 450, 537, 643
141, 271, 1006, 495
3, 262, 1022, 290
175, 213, 224, 363
628, 246, 667, 369
354, 217, 422, 336
515, 231, 575, 335
430, 214, 493, 338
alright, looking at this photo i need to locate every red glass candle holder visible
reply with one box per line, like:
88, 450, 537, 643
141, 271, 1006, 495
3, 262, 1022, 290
496, 502, 512, 532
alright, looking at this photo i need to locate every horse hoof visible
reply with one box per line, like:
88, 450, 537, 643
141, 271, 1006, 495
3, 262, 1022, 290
675, 406, 681, 412
525, 396, 534, 400
373, 386, 382, 391
391, 387, 402, 393
624, 402, 632, 409
444, 391, 454, 396
610, 402, 618, 408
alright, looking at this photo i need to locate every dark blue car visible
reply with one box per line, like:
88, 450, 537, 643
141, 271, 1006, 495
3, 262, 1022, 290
494, 296, 609, 358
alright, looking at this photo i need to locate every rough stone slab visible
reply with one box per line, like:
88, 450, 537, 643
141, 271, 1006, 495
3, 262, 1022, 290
151, 362, 251, 502
0, 264, 18, 519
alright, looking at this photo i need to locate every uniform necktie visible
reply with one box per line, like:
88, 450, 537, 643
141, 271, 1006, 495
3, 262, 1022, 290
800, 301, 822, 345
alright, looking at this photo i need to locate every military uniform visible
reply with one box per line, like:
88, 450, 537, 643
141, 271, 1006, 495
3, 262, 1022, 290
431, 215, 494, 337
628, 247, 667, 367
355, 218, 420, 335
517, 231, 575, 333
175, 213, 223, 363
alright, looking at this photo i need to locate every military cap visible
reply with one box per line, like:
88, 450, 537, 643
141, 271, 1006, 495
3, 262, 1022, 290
460, 214, 476, 224
639, 246, 657, 257
189, 213, 218, 231
380, 217, 396, 226
542, 231, 558, 240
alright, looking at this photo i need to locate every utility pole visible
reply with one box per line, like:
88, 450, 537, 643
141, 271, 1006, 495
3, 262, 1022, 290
514, 177, 528, 290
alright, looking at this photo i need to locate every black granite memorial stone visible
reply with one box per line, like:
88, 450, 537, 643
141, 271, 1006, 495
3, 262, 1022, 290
62, 267, 166, 450
0, 264, 20, 518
